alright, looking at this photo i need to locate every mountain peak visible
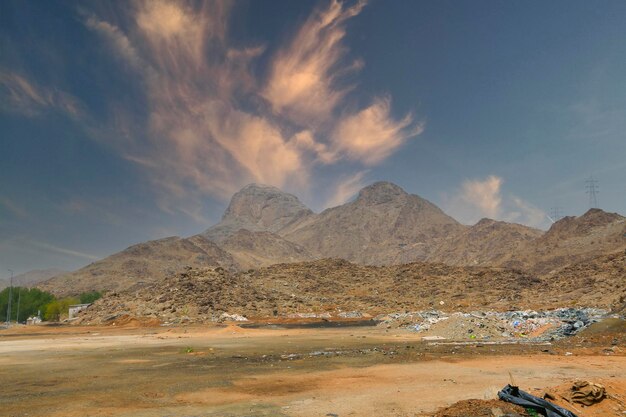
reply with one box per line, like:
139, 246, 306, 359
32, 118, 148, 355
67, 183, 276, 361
203, 183, 313, 241
580, 208, 624, 222
238, 183, 282, 193
223, 183, 311, 219
356, 181, 407, 204
546, 208, 624, 238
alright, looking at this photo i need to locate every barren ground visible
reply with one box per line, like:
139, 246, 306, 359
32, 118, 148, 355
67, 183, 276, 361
1, 323, 624, 417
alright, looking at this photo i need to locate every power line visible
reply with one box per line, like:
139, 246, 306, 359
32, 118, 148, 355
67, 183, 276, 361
585, 176, 599, 208
550, 206, 564, 222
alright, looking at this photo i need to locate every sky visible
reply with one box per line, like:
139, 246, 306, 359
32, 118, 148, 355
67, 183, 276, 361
1, 0, 625, 276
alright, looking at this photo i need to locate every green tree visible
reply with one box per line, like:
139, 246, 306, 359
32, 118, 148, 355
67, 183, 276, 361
79, 291, 102, 304
43, 297, 79, 322
0, 287, 55, 323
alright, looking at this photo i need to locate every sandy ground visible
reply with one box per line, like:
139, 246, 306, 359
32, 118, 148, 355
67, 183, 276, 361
1, 323, 624, 417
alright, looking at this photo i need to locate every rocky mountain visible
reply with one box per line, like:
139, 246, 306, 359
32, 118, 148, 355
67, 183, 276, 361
39, 182, 625, 297
38, 235, 237, 297
426, 218, 543, 266
280, 182, 466, 264
203, 184, 313, 243
201, 181, 547, 267
495, 208, 626, 274
0, 268, 68, 290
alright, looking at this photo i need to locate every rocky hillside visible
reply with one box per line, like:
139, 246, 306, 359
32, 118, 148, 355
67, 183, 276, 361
496, 209, 626, 274
538, 249, 626, 311
426, 218, 543, 266
281, 182, 466, 265
220, 229, 313, 269
77, 256, 626, 325
38, 235, 237, 297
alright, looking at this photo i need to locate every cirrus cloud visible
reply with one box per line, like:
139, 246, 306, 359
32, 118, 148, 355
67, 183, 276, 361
444, 175, 548, 229
79, 0, 422, 220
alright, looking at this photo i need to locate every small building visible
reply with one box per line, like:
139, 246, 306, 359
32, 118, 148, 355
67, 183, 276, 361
68, 303, 92, 319
26, 316, 42, 325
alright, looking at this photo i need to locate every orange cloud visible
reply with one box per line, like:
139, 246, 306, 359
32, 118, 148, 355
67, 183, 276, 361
444, 175, 547, 228
84, 1, 422, 220
461, 175, 503, 218
331, 97, 423, 165
262, 0, 366, 126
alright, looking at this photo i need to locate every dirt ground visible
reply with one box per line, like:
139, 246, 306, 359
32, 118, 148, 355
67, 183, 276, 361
1, 322, 624, 417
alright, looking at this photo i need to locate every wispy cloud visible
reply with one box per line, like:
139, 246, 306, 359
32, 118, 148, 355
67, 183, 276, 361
0, 237, 101, 261
331, 97, 423, 165
79, 0, 422, 220
505, 196, 546, 228
459, 175, 503, 219
262, 0, 366, 126
0, 197, 29, 220
324, 170, 368, 208
0, 71, 84, 118
444, 175, 547, 228
28, 240, 100, 261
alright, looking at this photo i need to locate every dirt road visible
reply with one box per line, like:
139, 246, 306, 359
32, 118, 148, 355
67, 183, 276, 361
1, 324, 624, 417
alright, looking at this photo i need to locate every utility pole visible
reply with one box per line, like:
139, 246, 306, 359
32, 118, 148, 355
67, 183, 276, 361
585, 176, 599, 208
16, 287, 21, 324
6, 269, 13, 326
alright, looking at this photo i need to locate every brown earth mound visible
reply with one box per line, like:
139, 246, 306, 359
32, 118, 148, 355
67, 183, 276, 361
429, 399, 527, 417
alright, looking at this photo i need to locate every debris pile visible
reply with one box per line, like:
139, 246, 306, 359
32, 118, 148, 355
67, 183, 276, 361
73, 257, 618, 328
377, 308, 607, 341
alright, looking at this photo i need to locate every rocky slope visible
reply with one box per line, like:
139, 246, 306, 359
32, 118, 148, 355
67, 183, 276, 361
220, 229, 313, 269
496, 209, 626, 274
77, 256, 626, 325
38, 235, 237, 297
539, 249, 626, 312
281, 182, 467, 265
426, 218, 543, 266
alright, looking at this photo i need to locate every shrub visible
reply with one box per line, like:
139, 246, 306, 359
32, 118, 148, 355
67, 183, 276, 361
79, 291, 102, 304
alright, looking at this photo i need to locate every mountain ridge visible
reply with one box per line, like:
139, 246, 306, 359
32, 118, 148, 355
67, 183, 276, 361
38, 181, 625, 296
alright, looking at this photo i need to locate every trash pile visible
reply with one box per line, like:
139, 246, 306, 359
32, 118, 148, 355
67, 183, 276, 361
376, 308, 607, 341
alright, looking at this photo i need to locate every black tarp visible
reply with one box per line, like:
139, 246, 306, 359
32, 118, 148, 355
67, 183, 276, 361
498, 384, 578, 417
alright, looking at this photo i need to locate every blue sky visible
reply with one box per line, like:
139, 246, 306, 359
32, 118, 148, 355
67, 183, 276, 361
1, 0, 625, 275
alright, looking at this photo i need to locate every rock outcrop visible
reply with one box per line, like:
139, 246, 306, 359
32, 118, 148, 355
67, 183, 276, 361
203, 184, 313, 242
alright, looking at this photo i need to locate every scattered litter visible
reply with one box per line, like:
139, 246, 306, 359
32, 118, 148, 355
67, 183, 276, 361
219, 312, 248, 322
376, 308, 607, 341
